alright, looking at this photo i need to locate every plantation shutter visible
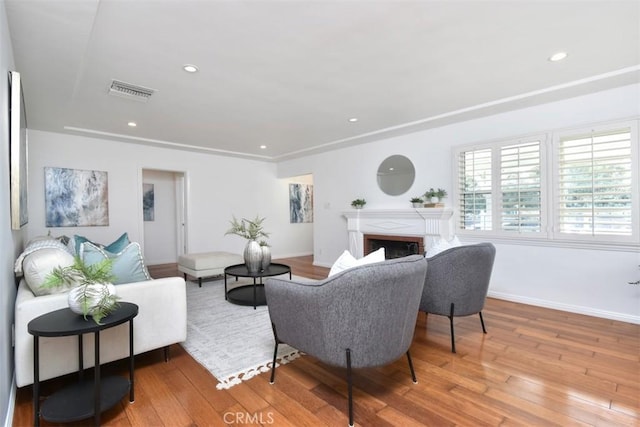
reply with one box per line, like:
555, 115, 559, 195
500, 141, 542, 232
458, 148, 492, 230
557, 128, 633, 237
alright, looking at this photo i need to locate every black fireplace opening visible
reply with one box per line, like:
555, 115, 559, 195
364, 234, 424, 259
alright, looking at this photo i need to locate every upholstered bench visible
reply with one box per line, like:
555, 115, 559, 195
178, 251, 243, 287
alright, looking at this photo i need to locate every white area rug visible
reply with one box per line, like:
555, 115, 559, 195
181, 276, 301, 389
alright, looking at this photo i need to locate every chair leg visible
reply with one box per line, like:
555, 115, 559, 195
449, 302, 456, 353
269, 323, 279, 384
346, 348, 354, 427
479, 311, 487, 334
406, 351, 417, 383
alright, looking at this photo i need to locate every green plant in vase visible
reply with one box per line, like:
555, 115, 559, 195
43, 256, 119, 324
351, 198, 366, 209
410, 197, 424, 208
225, 215, 270, 273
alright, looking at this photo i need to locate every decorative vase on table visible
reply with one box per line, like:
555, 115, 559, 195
68, 283, 117, 320
260, 245, 271, 271
244, 240, 263, 274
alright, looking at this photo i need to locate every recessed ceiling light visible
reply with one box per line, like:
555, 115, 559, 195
549, 52, 568, 62
183, 64, 199, 73
348, 117, 358, 122
127, 121, 137, 127
260, 145, 267, 149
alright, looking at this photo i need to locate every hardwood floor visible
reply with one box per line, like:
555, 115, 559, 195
13, 256, 639, 426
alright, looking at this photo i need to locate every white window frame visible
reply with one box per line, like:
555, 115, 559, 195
550, 120, 639, 245
453, 118, 640, 249
454, 134, 548, 239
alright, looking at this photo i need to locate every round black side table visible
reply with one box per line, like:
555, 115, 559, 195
224, 263, 291, 309
28, 302, 138, 427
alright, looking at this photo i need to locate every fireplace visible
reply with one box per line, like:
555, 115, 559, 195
343, 208, 453, 258
364, 234, 424, 259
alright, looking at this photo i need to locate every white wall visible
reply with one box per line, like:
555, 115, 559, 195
1, 2, 25, 424
277, 83, 640, 323
26, 131, 313, 260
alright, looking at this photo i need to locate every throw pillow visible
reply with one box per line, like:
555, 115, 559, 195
22, 248, 75, 296
80, 242, 151, 285
328, 250, 357, 277
73, 233, 130, 255
425, 235, 462, 258
104, 232, 130, 253
328, 247, 386, 277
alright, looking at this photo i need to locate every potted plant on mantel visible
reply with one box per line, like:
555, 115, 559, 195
410, 197, 424, 208
424, 187, 447, 207
225, 215, 270, 273
351, 198, 367, 209
43, 257, 119, 324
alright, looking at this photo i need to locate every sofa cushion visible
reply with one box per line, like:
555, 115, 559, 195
328, 247, 386, 277
80, 242, 150, 285
22, 248, 75, 296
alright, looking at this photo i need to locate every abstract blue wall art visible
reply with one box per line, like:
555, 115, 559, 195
143, 183, 155, 221
289, 183, 313, 223
45, 167, 109, 227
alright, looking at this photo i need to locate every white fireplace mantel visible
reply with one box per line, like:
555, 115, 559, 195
342, 208, 454, 258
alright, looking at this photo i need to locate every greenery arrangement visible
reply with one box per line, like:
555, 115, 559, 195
351, 198, 366, 208
410, 197, 424, 203
44, 256, 119, 324
258, 240, 270, 247
225, 215, 270, 241
424, 188, 447, 199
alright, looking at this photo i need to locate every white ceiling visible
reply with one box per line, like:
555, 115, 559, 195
5, 0, 640, 161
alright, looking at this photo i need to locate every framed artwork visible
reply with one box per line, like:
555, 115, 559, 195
143, 183, 155, 221
9, 71, 28, 230
289, 183, 313, 223
45, 167, 109, 227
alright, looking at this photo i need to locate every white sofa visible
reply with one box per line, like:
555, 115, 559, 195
14, 276, 187, 387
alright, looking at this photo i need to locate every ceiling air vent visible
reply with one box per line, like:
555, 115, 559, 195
108, 79, 156, 102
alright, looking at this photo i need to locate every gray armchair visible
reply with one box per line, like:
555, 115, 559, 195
264, 254, 428, 427
420, 242, 496, 353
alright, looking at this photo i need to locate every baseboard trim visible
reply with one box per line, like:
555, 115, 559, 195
3, 372, 16, 427
488, 290, 640, 325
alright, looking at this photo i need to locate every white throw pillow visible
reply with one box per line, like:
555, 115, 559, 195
328, 248, 386, 277
22, 248, 75, 296
425, 235, 462, 258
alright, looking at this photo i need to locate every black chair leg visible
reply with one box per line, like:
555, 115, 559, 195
449, 302, 456, 353
406, 351, 417, 383
164, 345, 170, 362
346, 348, 354, 427
479, 311, 487, 333
270, 323, 279, 384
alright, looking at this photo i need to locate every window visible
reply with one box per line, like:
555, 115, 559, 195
500, 141, 541, 233
454, 119, 639, 246
457, 138, 543, 234
458, 148, 492, 231
553, 124, 637, 242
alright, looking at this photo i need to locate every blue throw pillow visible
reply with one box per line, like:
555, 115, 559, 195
104, 232, 130, 253
74, 233, 130, 256
80, 241, 150, 285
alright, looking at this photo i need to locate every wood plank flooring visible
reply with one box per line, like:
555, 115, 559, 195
13, 256, 640, 426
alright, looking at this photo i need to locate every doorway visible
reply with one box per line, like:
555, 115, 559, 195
141, 169, 187, 265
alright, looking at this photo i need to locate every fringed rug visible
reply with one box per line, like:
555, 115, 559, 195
181, 276, 301, 389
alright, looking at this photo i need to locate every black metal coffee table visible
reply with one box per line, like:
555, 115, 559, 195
224, 263, 291, 309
